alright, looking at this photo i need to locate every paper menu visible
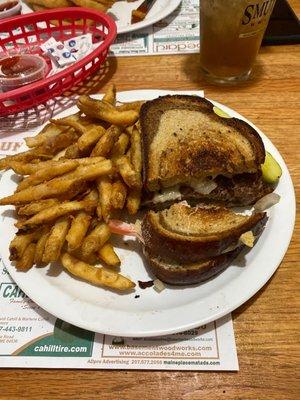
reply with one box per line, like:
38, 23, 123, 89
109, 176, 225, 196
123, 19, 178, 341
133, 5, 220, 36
110, 0, 200, 57
0, 260, 238, 370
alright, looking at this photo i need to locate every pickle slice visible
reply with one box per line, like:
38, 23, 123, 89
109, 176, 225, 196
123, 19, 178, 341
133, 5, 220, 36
261, 152, 282, 183
213, 106, 231, 118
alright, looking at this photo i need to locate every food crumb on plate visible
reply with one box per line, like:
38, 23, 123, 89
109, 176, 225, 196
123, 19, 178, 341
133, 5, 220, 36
138, 280, 154, 289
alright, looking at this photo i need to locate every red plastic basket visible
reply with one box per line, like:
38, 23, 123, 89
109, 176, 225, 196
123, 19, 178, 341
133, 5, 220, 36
0, 7, 117, 117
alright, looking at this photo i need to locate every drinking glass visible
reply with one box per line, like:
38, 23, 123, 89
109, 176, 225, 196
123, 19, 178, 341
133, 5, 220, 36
200, 0, 276, 84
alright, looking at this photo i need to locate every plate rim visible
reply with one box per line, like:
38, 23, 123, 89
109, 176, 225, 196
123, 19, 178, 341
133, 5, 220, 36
0, 89, 296, 337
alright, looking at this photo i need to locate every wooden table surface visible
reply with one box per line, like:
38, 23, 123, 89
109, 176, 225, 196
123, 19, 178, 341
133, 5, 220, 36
1, 3, 300, 399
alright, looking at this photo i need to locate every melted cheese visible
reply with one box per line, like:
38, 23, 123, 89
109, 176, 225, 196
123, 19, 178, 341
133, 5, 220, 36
189, 178, 218, 194
152, 186, 181, 204
152, 178, 217, 204
239, 231, 255, 247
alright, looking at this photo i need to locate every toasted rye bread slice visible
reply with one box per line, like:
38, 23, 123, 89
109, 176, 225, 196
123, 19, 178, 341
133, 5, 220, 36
144, 247, 243, 285
142, 203, 268, 264
140, 95, 266, 191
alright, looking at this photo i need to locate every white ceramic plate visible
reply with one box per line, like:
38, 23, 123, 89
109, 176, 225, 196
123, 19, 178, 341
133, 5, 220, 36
0, 90, 295, 337
21, 0, 182, 35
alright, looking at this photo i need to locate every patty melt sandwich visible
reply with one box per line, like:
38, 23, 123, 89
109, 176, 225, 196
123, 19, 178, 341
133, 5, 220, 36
111, 94, 280, 285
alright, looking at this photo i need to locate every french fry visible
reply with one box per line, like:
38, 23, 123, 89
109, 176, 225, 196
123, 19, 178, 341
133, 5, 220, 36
0, 160, 112, 205
128, 126, 142, 199
89, 217, 99, 231
111, 180, 127, 209
15, 243, 36, 271
0, 148, 49, 171
50, 114, 85, 135
96, 204, 102, 219
14, 156, 105, 175
135, 119, 141, 131
77, 125, 106, 152
9, 161, 38, 175
81, 222, 111, 258
9, 230, 40, 261
18, 199, 60, 216
10, 159, 69, 175
66, 212, 92, 252
126, 188, 141, 215
78, 116, 97, 127
82, 190, 99, 210
61, 253, 135, 291
63, 143, 82, 159
117, 100, 144, 112
90, 125, 122, 157
125, 125, 133, 136
130, 125, 142, 175
95, 0, 115, 8
26, 0, 71, 7
71, 0, 107, 11
66, 159, 113, 181
53, 148, 67, 160
97, 177, 112, 221
78, 96, 139, 126
102, 84, 116, 105
0, 178, 78, 205
34, 229, 50, 265
111, 133, 129, 158
72, 156, 105, 165
59, 181, 89, 202
98, 243, 120, 267
25, 124, 66, 148
83, 188, 99, 203
16, 199, 96, 229
42, 218, 70, 263
69, 248, 99, 265
115, 156, 141, 189
25, 124, 70, 148
38, 129, 78, 156
94, 0, 115, 5
17, 160, 79, 191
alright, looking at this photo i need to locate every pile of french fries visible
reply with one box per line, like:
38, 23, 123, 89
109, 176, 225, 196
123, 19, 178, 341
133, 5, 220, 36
0, 85, 144, 292
25, 0, 116, 14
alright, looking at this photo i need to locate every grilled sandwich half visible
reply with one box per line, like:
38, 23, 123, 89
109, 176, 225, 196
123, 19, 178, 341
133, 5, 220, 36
140, 95, 273, 208
141, 203, 268, 285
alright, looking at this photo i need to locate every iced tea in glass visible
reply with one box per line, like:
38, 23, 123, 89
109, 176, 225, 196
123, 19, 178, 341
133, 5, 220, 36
200, 0, 276, 84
